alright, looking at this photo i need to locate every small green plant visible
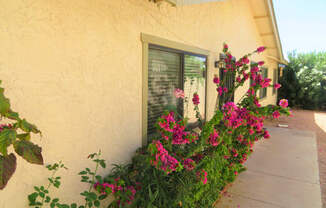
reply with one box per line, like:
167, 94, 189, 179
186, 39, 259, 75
28, 151, 108, 208
0, 80, 43, 190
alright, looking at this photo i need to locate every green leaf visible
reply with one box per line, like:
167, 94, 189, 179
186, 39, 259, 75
88, 192, 97, 201
13, 140, 44, 165
71, 203, 77, 208
52, 198, 59, 203
28, 192, 39, 204
0, 87, 10, 115
19, 119, 40, 134
78, 171, 87, 175
99, 160, 106, 168
45, 196, 51, 203
0, 153, 16, 190
34, 186, 40, 192
5, 111, 20, 120
0, 129, 16, 156
53, 180, 61, 188
17, 133, 31, 141
39, 192, 45, 198
94, 200, 100, 207
98, 194, 107, 200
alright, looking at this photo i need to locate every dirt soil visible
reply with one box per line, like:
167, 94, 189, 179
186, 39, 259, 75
265, 109, 326, 207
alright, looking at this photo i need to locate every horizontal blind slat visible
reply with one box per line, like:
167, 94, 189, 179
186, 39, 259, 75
148, 48, 181, 136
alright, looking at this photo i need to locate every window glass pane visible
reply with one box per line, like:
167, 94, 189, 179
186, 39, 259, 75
183, 55, 206, 123
148, 48, 182, 136
259, 68, 268, 98
219, 68, 235, 105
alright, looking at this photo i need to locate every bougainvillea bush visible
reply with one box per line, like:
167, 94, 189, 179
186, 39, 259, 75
26, 44, 290, 208
92, 44, 291, 208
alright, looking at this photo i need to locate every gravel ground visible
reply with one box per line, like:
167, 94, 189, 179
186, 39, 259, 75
265, 109, 326, 207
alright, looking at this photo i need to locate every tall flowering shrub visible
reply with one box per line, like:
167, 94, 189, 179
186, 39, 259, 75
94, 44, 290, 208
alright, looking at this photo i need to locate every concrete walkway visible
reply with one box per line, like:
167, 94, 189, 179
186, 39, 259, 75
216, 127, 322, 208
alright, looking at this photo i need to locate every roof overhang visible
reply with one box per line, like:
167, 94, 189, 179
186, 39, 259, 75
157, 0, 285, 64
249, 0, 286, 64
159, 0, 226, 6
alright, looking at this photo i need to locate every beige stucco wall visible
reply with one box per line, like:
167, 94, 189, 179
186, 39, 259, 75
0, 0, 278, 207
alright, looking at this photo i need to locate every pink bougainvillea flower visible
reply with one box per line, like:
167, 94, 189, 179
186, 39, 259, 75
251, 66, 259, 73
192, 93, 200, 105
254, 98, 261, 107
272, 111, 280, 119
209, 129, 220, 146
150, 140, 180, 174
197, 169, 208, 185
261, 78, 272, 88
224, 43, 228, 50
242, 57, 250, 65
263, 130, 270, 139
217, 86, 223, 96
274, 83, 281, 89
242, 71, 249, 80
247, 88, 255, 96
234, 171, 238, 176
213, 76, 220, 84
248, 129, 254, 135
257, 46, 266, 53
236, 76, 242, 83
223, 87, 228, 93
183, 158, 195, 171
258, 61, 264, 66
279, 99, 288, 108
174, 88, 184, 99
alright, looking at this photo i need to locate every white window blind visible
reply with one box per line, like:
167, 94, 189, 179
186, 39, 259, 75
147, 46, 207, 136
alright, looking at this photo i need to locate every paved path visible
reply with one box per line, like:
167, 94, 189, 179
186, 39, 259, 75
216, 127, 322, 208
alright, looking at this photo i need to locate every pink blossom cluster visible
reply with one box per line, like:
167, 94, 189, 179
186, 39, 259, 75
274, 83, 281, 89
213, 76, 220, 84
272, 111, 280, 119
196, 169, 208, 185
222, 101, 269, 135
209, 129, 220, 146
149, 140, 180, 174
192, 93, 200, 105
217, 86, 228, 96
279, 99, 288, 108
158, 112, 198, 145
183, 158, 196, 171
94, 182, 137, 205
0, 124, 12, 132
174, 88, 185, 99
222, 102, 245, 129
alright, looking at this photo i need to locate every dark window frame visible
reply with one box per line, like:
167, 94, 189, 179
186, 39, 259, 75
147, 44, 208, 136
259, 68, 268, 99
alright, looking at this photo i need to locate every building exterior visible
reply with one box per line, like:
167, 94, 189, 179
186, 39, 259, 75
0, 0, 284, 206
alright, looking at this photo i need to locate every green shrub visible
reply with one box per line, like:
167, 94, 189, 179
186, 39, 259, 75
278, 51, 326, 110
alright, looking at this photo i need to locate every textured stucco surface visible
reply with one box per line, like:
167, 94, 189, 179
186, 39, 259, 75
0, 0, 278, 207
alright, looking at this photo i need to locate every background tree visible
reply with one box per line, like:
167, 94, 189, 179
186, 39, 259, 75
278, 51, 326, 110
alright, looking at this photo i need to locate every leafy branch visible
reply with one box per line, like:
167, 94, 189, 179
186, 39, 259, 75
0, 80, 43, 190
28, 151, 108, 208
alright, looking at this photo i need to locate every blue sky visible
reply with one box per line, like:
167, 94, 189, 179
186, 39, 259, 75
273, 0, 326, 57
